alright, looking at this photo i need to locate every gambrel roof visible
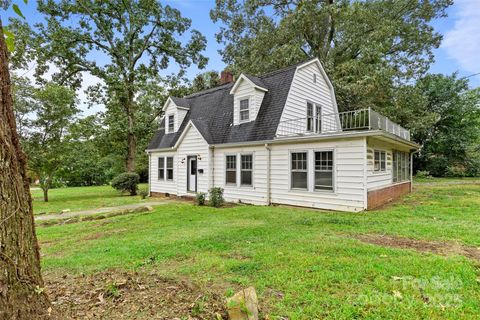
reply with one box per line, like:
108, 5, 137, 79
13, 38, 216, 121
147, 59, 314, 150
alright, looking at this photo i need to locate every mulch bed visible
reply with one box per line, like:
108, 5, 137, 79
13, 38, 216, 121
44, 270, 228, 319
355, 234, 480, 262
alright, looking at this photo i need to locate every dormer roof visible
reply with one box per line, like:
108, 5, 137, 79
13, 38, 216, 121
229, 74, 268, 94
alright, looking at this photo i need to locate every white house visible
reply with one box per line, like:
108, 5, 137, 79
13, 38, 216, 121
146, 58, 419, 212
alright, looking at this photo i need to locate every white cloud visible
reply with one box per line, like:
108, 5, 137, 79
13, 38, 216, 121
442, 0, 480, 75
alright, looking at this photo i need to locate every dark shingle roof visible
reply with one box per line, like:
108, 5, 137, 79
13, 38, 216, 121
170, 97, 190, 109
244, 74, 267, 89
147, 62, 301, 150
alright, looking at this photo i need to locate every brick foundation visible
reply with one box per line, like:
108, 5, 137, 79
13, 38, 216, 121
149, 191, 195, 202
367, 182, 411, 210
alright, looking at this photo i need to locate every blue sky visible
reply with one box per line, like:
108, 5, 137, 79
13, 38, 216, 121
3, 0, 479, 114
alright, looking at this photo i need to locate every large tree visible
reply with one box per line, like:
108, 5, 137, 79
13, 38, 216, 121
411, 74, 480, 176
23, 83, 78, 201
31, 0, 207, 172
211, 0, 452, 111
0, 5, 51, 319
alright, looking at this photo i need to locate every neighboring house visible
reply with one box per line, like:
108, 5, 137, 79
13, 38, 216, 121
146, 58, 419, 212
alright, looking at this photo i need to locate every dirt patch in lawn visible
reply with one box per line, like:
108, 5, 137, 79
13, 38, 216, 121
44, 270, 228, 319
355, 234, 480, 262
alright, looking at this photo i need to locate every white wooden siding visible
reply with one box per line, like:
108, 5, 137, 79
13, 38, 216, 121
366, 138, 412, 191
269, 138, 366, 212
212, 138, 367, 211
163, 100, 187, 133
212, 145, 269, 205
232, 78, 265, 125
276, 61, 340, 135
149, 151, 177, 194
176, 125, 210, 195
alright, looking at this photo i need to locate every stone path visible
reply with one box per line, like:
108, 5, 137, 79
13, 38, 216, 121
35, 201, 168, 221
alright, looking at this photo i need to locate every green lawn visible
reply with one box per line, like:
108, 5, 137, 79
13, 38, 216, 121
36, 180, 480, 319
31, 184, 148, 214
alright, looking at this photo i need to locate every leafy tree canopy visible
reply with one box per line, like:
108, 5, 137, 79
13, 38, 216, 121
16, 0, 208, 172
211, 0, 452, 110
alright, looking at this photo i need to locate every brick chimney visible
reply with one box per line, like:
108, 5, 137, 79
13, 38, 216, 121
220, 70, 234, 84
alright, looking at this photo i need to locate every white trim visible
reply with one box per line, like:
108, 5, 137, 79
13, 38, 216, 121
289, 149, 309, 191
239, 152, 254, 188
146, 130, 419, 153
229, 74, 268, 94
238, 96, 251, 123
312, 148, 336, 193
224, 153, 238, 186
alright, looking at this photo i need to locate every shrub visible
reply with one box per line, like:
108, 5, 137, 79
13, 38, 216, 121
139, 189, 149, 199
209, 187, 224, 207
415, 170, 432, 179
111, 172, 140, 195
445, 165, 467, 177
195, 192, 206, 205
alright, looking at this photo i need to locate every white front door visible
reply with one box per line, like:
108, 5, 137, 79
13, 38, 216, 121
188, 156, 197, 192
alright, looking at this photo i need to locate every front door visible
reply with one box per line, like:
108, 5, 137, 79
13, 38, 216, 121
187, 156, 197, 192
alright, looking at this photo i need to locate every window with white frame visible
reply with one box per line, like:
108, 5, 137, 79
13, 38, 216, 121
315, 151, 334, 191
166, 157, 174, 180
374, 150, 386, 172
239, 99, 249, 122
167, 115, 174, 132
240, 154, 253, 186
158, 157, 165, 180
226, 155, 237, 185
306, 102, 321, 133
291, 152, 308, 189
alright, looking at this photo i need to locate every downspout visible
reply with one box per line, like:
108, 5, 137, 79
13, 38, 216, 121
410, 149, 419, 192
363, 137, 368, 210
148, 152, 152, 196
265, 143, 271, 205
211, 146, 215, 189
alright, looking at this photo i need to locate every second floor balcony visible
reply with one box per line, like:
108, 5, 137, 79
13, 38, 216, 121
276, 108, 411, 141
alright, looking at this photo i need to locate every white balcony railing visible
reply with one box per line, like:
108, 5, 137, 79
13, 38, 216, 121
276, 108, 410, 141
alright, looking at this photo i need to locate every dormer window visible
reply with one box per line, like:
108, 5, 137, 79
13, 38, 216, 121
168, 115, 174, 133
240, 99, 249, 122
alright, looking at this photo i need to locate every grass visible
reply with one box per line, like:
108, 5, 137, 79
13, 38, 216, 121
31, 184, 148, 215
35, 180, 480, 319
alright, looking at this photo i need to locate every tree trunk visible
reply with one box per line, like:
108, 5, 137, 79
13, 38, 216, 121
125, 90, 136, 173
42, 188, 49, 202
0, 20, 51, 319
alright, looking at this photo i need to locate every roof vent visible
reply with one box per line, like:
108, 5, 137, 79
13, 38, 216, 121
220, 70, 234, 85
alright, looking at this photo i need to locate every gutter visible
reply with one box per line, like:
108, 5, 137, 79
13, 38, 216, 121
209, 130, 420, 150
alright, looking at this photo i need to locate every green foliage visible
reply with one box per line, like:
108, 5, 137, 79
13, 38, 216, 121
415, 170, 432, 179
195, 192, 206, 206
24, 0, 208, 171
410, 74, 480, 176
139, 189, 149, 200
192, 71, 220, 93
208, 187, 224, 208
20, 82, 78, 200
111, 172, 140, 196
104, 282, 121, 298
211, 0, 451, 111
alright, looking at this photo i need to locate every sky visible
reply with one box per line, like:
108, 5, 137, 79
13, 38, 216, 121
3, 0, 480, 116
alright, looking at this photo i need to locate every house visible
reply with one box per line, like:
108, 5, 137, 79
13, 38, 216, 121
146, 58, 419, 212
